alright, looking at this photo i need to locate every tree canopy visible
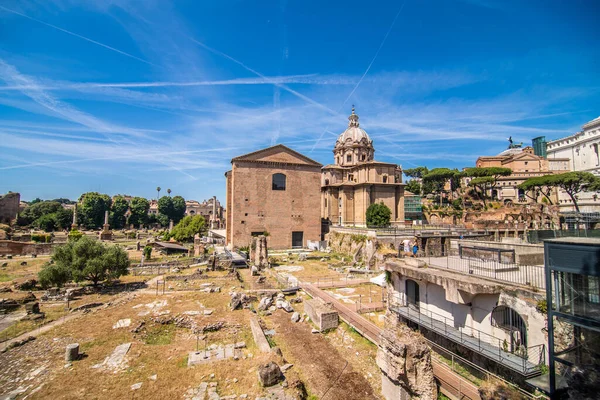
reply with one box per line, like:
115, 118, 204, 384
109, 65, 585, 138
79, 192, 112, 229
170, 215, 206, 242
110, 196, 129, 229
39, 236, 129, 287
464, 167, 512, 206
158, 195, 186, 224
129, 197, 150, 227
404, 167, 429, 179
366, 202, 392, 227
17, 201, 73, 231
519, 172, 599, 212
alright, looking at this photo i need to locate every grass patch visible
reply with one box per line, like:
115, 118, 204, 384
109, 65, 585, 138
177, 355, 188, 368
0, 272, 15, 282
144, 324, 176, 345
265, 335, 276, 348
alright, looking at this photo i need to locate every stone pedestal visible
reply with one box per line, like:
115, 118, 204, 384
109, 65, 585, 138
65, 343, 80, 361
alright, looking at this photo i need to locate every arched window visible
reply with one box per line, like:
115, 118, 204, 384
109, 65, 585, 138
272, 173, 286, 191
491, 306, 527, 351
325, 179, 330, 185
383, 176, 388, 183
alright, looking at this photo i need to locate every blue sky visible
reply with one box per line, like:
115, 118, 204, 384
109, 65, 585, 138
0, 0, 599, 203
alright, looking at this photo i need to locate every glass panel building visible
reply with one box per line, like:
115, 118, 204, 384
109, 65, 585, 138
543, 238, 600, 398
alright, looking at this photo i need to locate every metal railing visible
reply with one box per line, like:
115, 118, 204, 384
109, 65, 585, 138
388, 293, 545, 376
424, 255, 546, 290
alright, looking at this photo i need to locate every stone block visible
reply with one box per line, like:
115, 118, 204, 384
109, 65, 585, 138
304, 298, 338, 331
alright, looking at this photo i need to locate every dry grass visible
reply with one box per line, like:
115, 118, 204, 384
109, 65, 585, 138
0, 304, 69, 342
0, 258, 48, 283
22, 290, 277, 399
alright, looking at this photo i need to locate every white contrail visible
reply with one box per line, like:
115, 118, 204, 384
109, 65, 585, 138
310, 1, 406, 153
0, 74, 347, 91
188, 37, 338, 116
0, 5, 157, 67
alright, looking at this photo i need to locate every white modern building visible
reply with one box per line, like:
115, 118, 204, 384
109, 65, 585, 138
546, 116, 600, 212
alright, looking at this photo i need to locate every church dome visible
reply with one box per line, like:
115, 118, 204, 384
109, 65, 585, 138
333, 107, 375, 167
335, 107, 372, 146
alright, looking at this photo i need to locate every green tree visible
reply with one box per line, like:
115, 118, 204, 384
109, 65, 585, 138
148, 213, 169, 227
423, 168, 459, 204
366, 202, 392, 227
34, 214, 57, 232
518, 176, 555, 204
158, 196, 174, 220
548, 172, 598, 213
29, 197, 42, 205
464, 167, 512, 206
129, 197, 150, 227
38, 262, 71, 288
18, 201, 63, 226
79, 192, 112, 229
48, 236, 129, 286
156, 186, 161, 200
55, 208, 73, 230
170, 215, 206, 242
405, 180, 421, 195
404, 167, 429, 179
110, 196, 129, 229
172, 195, 186, 223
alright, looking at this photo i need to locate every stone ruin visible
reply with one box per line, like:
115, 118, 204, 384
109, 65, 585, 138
304, 297, 338, 331
376, 314, 437, 400
250, 235, 269, 270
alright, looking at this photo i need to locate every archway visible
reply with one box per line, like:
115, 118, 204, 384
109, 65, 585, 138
491, 306, 527, 352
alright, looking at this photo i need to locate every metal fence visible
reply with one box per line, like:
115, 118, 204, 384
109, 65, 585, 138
389, 293, 545, 376
425, 255, 546, 290
527, 229, 600, 244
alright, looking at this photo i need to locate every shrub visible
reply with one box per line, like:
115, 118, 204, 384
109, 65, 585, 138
451, 199, 463, 210
366, 202, 391, 227
38, 263, 71, 288
143, 245, 152, 260
31, 234, 52, 243
68, 229, 83, 241
43, 236, 130, 286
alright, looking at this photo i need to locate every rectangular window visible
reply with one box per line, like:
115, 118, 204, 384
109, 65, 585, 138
292, 231, 304, 248
347, 154, 352, 162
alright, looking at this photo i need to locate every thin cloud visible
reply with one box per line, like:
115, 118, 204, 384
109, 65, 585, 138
0, 5, 157, 67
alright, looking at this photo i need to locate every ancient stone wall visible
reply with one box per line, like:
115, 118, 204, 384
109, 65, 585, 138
0, 192, 20, 224
0, 240, 52, 256
376, 314, 437, 400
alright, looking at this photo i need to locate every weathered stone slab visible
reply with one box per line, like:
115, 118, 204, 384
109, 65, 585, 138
112, 319, 131, 329
92, 343, 131, 372
250, 316, 271, 353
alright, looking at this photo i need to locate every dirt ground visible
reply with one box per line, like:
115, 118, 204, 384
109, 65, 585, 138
267, 311, 380, 400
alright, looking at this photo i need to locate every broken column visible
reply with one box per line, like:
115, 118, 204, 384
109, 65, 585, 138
376, 314, 437, 400
65, 343, 80, 362
252, 235, 269, 269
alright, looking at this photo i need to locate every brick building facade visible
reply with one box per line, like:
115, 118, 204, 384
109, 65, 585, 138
225, 145, 322, 249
